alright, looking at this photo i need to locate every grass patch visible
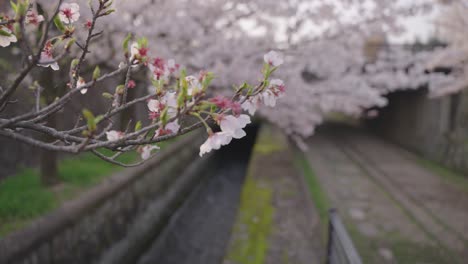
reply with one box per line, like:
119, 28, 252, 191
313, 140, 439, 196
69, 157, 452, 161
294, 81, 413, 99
347, 225, 457, 264
225, 176, 274, 264
294, 152, 330, 226
0, 145, 166, 237
415, 157, 468, 194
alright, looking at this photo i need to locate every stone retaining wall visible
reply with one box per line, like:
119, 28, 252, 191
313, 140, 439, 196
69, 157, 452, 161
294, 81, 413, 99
368, 89, 468, 174
0, 132, 209, 264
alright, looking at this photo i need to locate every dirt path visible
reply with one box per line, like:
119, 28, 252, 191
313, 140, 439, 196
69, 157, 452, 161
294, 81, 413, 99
224, 126, 323, 264
305, 126, 468, 263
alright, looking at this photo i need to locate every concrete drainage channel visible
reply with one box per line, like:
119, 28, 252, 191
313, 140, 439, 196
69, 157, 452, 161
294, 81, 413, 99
101, 125, 259, 264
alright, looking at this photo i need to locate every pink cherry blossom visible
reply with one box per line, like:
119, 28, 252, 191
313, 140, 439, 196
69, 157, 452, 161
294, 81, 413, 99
128, 80, 136, 89
106, 130, 124, 141
230, 102, 242, 116
264, 51, 284, 67
25, 10, 44, 26
149, 57, 170, 80
154, 120, 180, 137
209, 95, 231, 109
269, 79, 286, 96
59, 3, 80, 24
38, 42, 59, 71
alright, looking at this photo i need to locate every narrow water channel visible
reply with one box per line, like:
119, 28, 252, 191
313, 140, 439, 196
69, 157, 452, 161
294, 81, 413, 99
136, 125, 258, 264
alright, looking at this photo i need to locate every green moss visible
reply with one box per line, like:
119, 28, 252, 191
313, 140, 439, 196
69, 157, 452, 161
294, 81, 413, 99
253, 129, 285, 155
225, 176, 274, 264
294, 152, 330, 227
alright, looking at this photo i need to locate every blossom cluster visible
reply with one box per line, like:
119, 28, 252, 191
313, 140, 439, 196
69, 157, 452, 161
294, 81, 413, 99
106, 49, 285, 158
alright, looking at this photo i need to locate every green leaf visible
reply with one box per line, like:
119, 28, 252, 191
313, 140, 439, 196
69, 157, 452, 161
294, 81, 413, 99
103, 9, 115, 16
202, 72, 215, 90
102, 92, 113, 99
122, 33, 132, 52
10, 1, 17, 13
95, 115, 104, 124
160, 107, 168, 126
53, 16, 65, 32
134, 121, 142, 131
104, 0, 114, 9
115, 84, 125, 95
82, 109, 96, 132
92, 66, 101, 80
0, 29, 12, 37
17, 1, 27, 16
137, 37, 148, 48
65, 38, 76, 50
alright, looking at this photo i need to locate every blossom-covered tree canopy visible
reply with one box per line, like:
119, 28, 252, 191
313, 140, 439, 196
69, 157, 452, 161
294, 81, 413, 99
91, 0, 462, 139
0, 0, 464, 163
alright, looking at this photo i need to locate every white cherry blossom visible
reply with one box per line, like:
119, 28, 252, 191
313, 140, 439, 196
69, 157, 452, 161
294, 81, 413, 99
199, 132, 232, 157
141, 145, 160, 160
241, 95, 261, 115
106, 130, 124, 141
264, 51, 284, 67
220, 114, 251, 139
0, 27, 17, 48
77, 77, 87, 94
38, 50, 59, 71
186, 75, 202, 96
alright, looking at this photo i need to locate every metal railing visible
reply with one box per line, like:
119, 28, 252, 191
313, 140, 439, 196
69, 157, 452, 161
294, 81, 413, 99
326, 209, 363, 264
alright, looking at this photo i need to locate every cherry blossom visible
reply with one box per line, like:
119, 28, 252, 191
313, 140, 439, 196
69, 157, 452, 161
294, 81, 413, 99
106, 130, 124, 141
38, 43, 59, 71
140, 145, 160, 160
59, 3, 80, 24
264, 51, 284, 67
167, 59, 180, 74
219, 114, 251, 139
127, 80, 136, 89
147, 92, 178, 120
154, 120, 180, 137
186, 76, 202, 96
210, 95, 232, 110
148, 58, 179, 81
241, 95, 261, 115
199, 132, 232, 157
130, 42, 149, 64
0, 27, 17, 48
77, 77, 87, 94
25, 10, 45, 26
